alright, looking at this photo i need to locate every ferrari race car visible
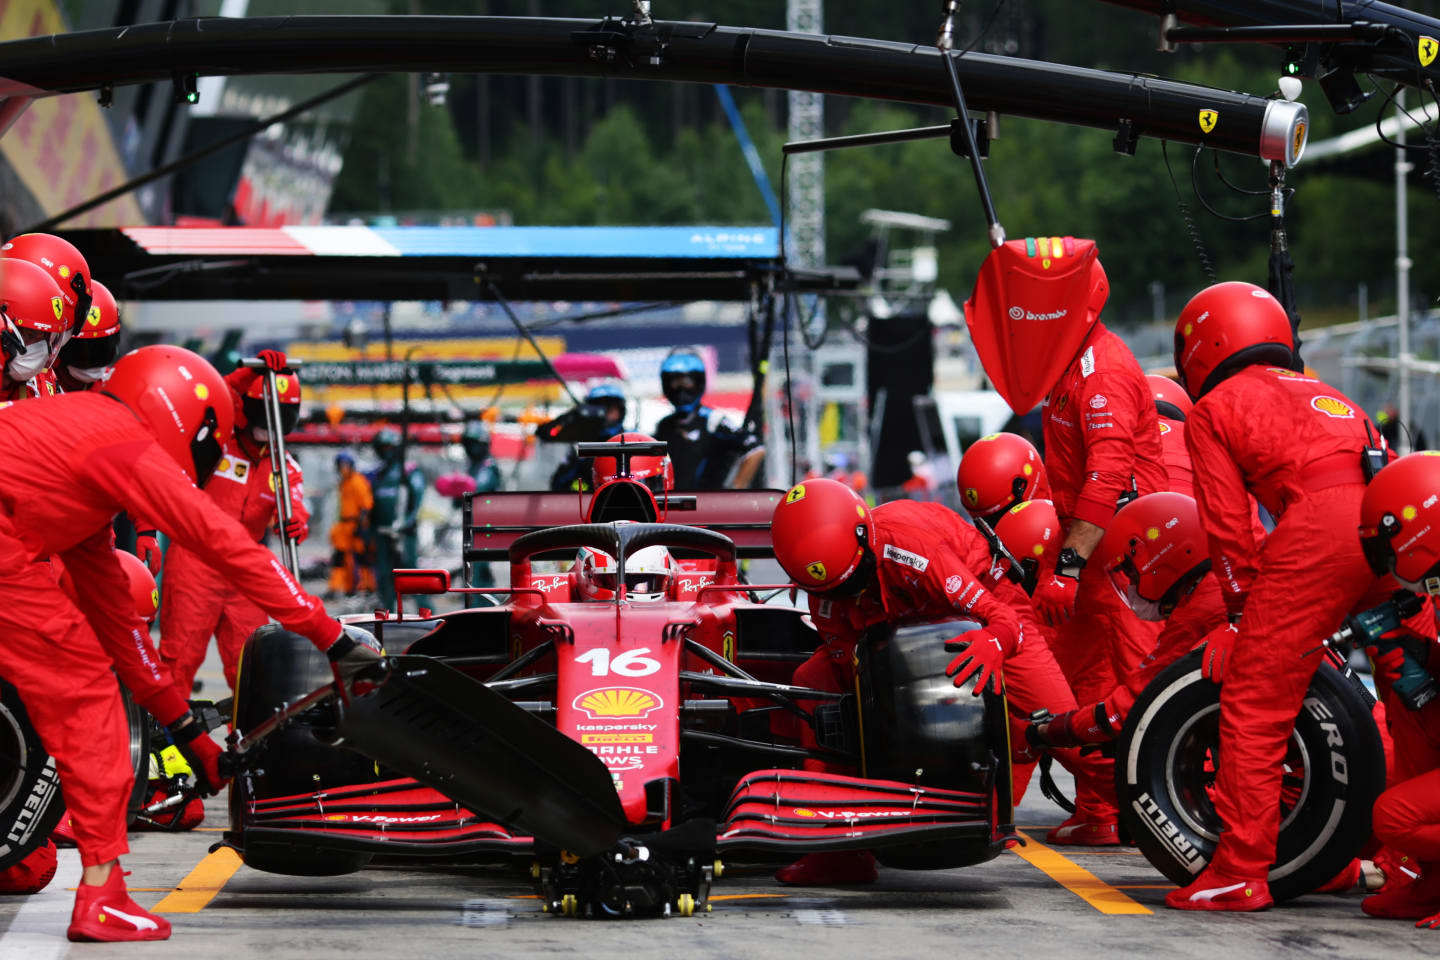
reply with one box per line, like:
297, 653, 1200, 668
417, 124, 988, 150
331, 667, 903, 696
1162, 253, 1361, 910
221, 440, 1013, 917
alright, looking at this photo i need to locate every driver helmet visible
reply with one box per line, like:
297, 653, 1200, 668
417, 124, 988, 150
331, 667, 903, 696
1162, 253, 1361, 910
575, 544, 676, 602
1360, 451, 1440, 593
585, 382, 627, 426
1098, 492, 1211, 621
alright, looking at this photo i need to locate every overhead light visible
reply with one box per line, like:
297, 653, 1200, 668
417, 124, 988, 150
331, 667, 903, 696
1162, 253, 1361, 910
173, 72, 199, 106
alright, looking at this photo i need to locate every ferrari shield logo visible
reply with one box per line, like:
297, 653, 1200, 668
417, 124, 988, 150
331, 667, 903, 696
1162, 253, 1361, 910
51, 297, 63, 321
806, 561, 827, 582
785, 484, 806, 504
1421, 36, 1438, 67
1198, 109, 1219, 135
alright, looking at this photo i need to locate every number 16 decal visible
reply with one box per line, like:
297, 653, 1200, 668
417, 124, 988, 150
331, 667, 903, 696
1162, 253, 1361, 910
574, 647, 661, 677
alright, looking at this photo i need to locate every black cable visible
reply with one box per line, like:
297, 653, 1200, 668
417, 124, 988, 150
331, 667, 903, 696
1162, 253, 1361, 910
1162, 141, 1217, 284
1211, 151, 1270, 197
1369, 78, 1437, 153
782, 295, 796, 486
961, 0, 1011, 55
1190, 144, 1269, 223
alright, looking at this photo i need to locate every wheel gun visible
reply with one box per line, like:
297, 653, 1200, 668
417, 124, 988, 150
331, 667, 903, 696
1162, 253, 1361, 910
1313, 590, 1437, 711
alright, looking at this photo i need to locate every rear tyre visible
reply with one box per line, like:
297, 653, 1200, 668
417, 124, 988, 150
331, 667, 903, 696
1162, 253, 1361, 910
0, 681, 63, 870
1116, 650, 1383, 901
121, 685, 151, 825
230, 625, 374, 876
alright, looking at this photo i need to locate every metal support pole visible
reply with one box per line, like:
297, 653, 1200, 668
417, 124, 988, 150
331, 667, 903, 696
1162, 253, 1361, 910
241, 358, 304, 577
1397, 89, 1413, 455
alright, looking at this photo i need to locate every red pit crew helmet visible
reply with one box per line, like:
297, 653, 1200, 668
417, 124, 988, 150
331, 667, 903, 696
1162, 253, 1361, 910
1360, 451, 1440, 594
59, 279, 123, 381
993, 499, 1061, 596
964, 235, 1109, 414
1099, 492, 1210, 621
771, 477, 876, 596
1173, 281, 1294, 401
956, 432, 1046, 524
0, 258, 67, 376
591, 431, 674, 494
101, 345, 233, 486
116, 549, 160, 623
0, 232, 92, 339
575, 545, 675, 602
1146, 373, 1193, 422
241, 366, 302, 440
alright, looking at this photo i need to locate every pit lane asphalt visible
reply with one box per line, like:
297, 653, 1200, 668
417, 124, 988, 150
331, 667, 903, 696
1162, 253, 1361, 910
0, 652, 1427, 958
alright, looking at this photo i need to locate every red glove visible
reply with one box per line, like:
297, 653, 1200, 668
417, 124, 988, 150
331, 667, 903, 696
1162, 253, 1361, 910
1033, 573, 1078, 626
944, 628, 1010, 696
134, 531, 162, 575
1366, 644, 1408, 686
283, 516, 309, 543
257, 349, 288, 372
1202, 623, 1239, 683
168, 713, 228, 797
1418, 910, 1440, 930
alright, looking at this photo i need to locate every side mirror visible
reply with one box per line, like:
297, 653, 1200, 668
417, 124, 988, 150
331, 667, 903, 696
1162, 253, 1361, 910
394, 568, 450, 596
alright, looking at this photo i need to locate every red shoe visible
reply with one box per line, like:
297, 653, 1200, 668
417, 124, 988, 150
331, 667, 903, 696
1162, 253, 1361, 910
1418, 909, 1440, 929
0, 840, 57, 894
67, 865, 170, 942
1045, 813, 1120, 846
1315, 858, 1362, 895
1372, 848, 1422, 895
1363, 863, 1440, 920
51, 813, 76, 847
774, 851, 877, 886
1166, 869, 1273, 912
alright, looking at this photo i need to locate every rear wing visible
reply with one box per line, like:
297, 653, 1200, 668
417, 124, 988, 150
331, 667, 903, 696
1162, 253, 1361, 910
463, 489, 784, 561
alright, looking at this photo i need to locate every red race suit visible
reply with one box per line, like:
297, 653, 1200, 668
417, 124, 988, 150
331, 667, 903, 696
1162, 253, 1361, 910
1185, 365, 1400, 880
159, 435, 307, 696
0, 392, 339, 868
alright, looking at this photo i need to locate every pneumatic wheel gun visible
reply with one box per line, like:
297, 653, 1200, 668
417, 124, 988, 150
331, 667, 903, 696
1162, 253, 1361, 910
1320, 590, 1437, 711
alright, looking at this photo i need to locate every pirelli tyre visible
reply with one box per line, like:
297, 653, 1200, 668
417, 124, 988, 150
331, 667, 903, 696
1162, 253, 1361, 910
230, 624, 374, 876
0, 680, 63, 870
1116, 649, 1383, 901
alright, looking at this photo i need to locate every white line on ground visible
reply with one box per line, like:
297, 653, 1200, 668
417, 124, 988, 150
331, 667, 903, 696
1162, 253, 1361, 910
0, 847, 81, 960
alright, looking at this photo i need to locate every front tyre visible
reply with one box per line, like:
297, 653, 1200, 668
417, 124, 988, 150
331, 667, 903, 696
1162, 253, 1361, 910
0, 681, 63, 869
1115, 650, 1383, 901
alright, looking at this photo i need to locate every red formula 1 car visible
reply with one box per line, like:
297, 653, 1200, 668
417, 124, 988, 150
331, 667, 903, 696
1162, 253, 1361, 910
223, 442, 1012, 917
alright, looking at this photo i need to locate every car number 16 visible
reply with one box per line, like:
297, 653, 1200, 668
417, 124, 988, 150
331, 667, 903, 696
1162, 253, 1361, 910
574, 647, 662, 677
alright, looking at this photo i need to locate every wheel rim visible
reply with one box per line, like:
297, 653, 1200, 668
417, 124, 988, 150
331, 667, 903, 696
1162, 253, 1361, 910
1165, 703, 1311, 843
0, 701, 29, 813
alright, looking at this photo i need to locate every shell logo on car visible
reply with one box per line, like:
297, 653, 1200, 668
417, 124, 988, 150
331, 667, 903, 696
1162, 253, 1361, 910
573, 687, 662, 719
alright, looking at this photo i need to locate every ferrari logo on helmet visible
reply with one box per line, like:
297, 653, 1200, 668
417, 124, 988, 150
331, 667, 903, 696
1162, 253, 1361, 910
1198, 109, 1219, 134
1010, 501, 1031, 514
51, 297, 62, 321
149, 588, 159, 610
1421, 36, 1438, 67
86, 305, 100, 326
806, 561, 828, 581
964, 487, 979, 506
785, 484, 806, 504
1311, 396, 1354, 419
277, 376, 291, 394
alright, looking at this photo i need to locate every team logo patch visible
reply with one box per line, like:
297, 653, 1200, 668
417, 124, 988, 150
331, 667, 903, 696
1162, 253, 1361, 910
1421, 35, 1438, 67
1268, 367, 1314, 380
573, 687, 662, 720
234, 462, 248, 479
785, 484, 806, 504
277, 376, 291, 394
1311, 395, 1354, 419
1198, 109, 1219, 134
86, 305, 100, 326
883, 543, 929, 572
945, 574, 964, 594
51, 297, 63, 321
1089, 394, 1108, 409
722, 630, 736, 661
806, 561, 828, 581
964, 487, 979, 506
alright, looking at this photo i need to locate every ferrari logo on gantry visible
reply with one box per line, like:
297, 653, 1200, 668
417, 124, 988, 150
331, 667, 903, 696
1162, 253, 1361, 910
1421, 36, 1438, 67
1198, 109, 1218, 134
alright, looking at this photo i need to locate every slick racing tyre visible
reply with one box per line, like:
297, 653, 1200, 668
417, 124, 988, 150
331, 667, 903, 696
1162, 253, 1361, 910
121, 685, 151, 825
1116, 650, 1383, 901
231, 625, 374, 876
0, 680, 63, 870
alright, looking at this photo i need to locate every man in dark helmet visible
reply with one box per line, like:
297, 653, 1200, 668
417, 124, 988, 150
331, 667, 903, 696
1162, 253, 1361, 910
371, 426, 427, 612
653, 348, 762, 489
